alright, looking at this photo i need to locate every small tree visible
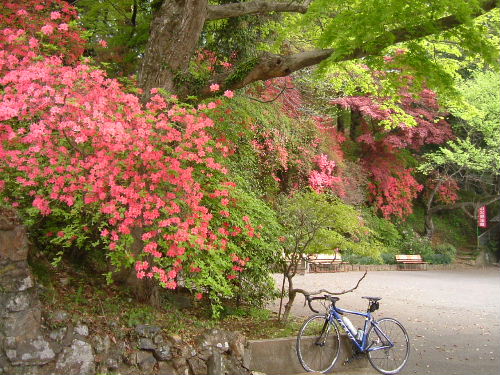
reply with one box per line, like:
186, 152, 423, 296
277, 191, 343, 321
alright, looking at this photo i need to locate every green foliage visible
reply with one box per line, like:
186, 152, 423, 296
432, 243, 457, 263
75, 0, 154, 76
126, 306, 155, 327
342, 254, 382, 265
398, 227, 434, 258
362, 209, 402, 247
420, 70, 500, 175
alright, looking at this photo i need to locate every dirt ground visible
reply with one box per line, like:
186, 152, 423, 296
269, 268, 500, 375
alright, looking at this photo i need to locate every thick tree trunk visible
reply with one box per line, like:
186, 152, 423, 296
138, 0, 208, 99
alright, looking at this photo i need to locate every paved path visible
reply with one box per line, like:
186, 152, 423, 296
269, 268, 500, 375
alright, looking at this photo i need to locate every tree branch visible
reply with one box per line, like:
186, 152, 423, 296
291, 270, 367, 297
429, 195, 500, 214
199, 0, 497, 97
206, 0, 313, 21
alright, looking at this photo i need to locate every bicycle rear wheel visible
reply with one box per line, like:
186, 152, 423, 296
367, 317, 410, 374
296, 314, 340, 373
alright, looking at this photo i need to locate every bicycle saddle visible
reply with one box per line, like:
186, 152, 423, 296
362, 296, 381, 301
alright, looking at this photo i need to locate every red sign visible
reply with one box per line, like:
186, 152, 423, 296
478, 206, 488, 228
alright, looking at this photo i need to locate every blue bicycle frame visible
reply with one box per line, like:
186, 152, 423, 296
328, 305, 394, 353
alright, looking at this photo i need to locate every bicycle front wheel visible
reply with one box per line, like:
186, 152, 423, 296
296, 314, 340, 373
367, 317, 410, 375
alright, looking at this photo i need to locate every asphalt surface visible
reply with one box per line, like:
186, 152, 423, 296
269, 268, 500, 375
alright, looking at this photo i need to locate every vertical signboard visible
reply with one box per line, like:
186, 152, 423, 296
478, 206, 488, 228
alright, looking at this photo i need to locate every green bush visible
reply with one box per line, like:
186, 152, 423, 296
343, 253, 382, 265
398, 227, 433, 258
433, 243, 457, 259
381, 253, 397, 264
424, 253, 453, 264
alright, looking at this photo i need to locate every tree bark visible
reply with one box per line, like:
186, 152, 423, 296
206, 0, 312, 20
137, 0, 497, 99
138, 0, 208, 100
282, 273, 296, 322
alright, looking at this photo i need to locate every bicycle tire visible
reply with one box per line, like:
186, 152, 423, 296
366, 317, 410, 375
296, 314, 340, 373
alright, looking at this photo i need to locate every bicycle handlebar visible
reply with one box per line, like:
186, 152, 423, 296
305, 295, 337, 313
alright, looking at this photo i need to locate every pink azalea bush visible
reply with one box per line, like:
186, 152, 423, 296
0, 0, 265, 313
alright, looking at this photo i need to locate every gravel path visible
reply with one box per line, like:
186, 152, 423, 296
269, 268, 500, 375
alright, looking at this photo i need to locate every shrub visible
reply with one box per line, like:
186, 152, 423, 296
433, 243, 457, 260
381, 253, 397, 264
343, 253, 382, 265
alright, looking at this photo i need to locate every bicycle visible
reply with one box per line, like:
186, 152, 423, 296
296, 294, 410, 374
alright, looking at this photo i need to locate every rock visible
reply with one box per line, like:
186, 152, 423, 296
188, 356, 207, 375
135, 324, 161, 338
138, 337, 156, 350
223, 355, 252, 375
5, 335, 56, 366
62, 324, 75, 347
0, 265, 34, 293
158, 361, 178, 375
207, 351, 223, 375
153, 344, 172, 361
105, 356, 120, 370
153, 333, 165, 345
168, 334, 183, 345
55, 339, 95, 375
197, 329, 230, 353
136, 351, 156, 371
3, 308, 41, 339
51, 310, 69, 324
74, 324, 89, 337
49, 327, 67, 342
0, 226, 29, 262
228, 332, 246, 360
172, 357, 187, 372
92, 335, 111, 354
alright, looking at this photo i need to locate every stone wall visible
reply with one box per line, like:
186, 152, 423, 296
0, 211, 251, 375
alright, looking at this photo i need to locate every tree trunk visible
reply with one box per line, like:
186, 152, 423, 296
113, 227, 161, 307
282, 273, 296, 322
138, 0, 208, 99
424, 208, 435, 239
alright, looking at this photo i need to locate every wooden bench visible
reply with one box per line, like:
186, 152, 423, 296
308, 252, 343, 273
395, 254, 428, 271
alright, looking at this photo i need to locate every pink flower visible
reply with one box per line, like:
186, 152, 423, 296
223, 90, 234, 98
207, 102, 217, 109
16, 9, 29, 16
57, 231, 65, 237
58, 23, 69, 31
50, 11, 61, 20
195, 293, 203, 300
41, 24, 54, 35
98, 40, 108, 47
209, 83, 220, 92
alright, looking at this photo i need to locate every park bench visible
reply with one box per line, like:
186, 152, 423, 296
395, 254, 428, 271
308, 252, 343, 273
